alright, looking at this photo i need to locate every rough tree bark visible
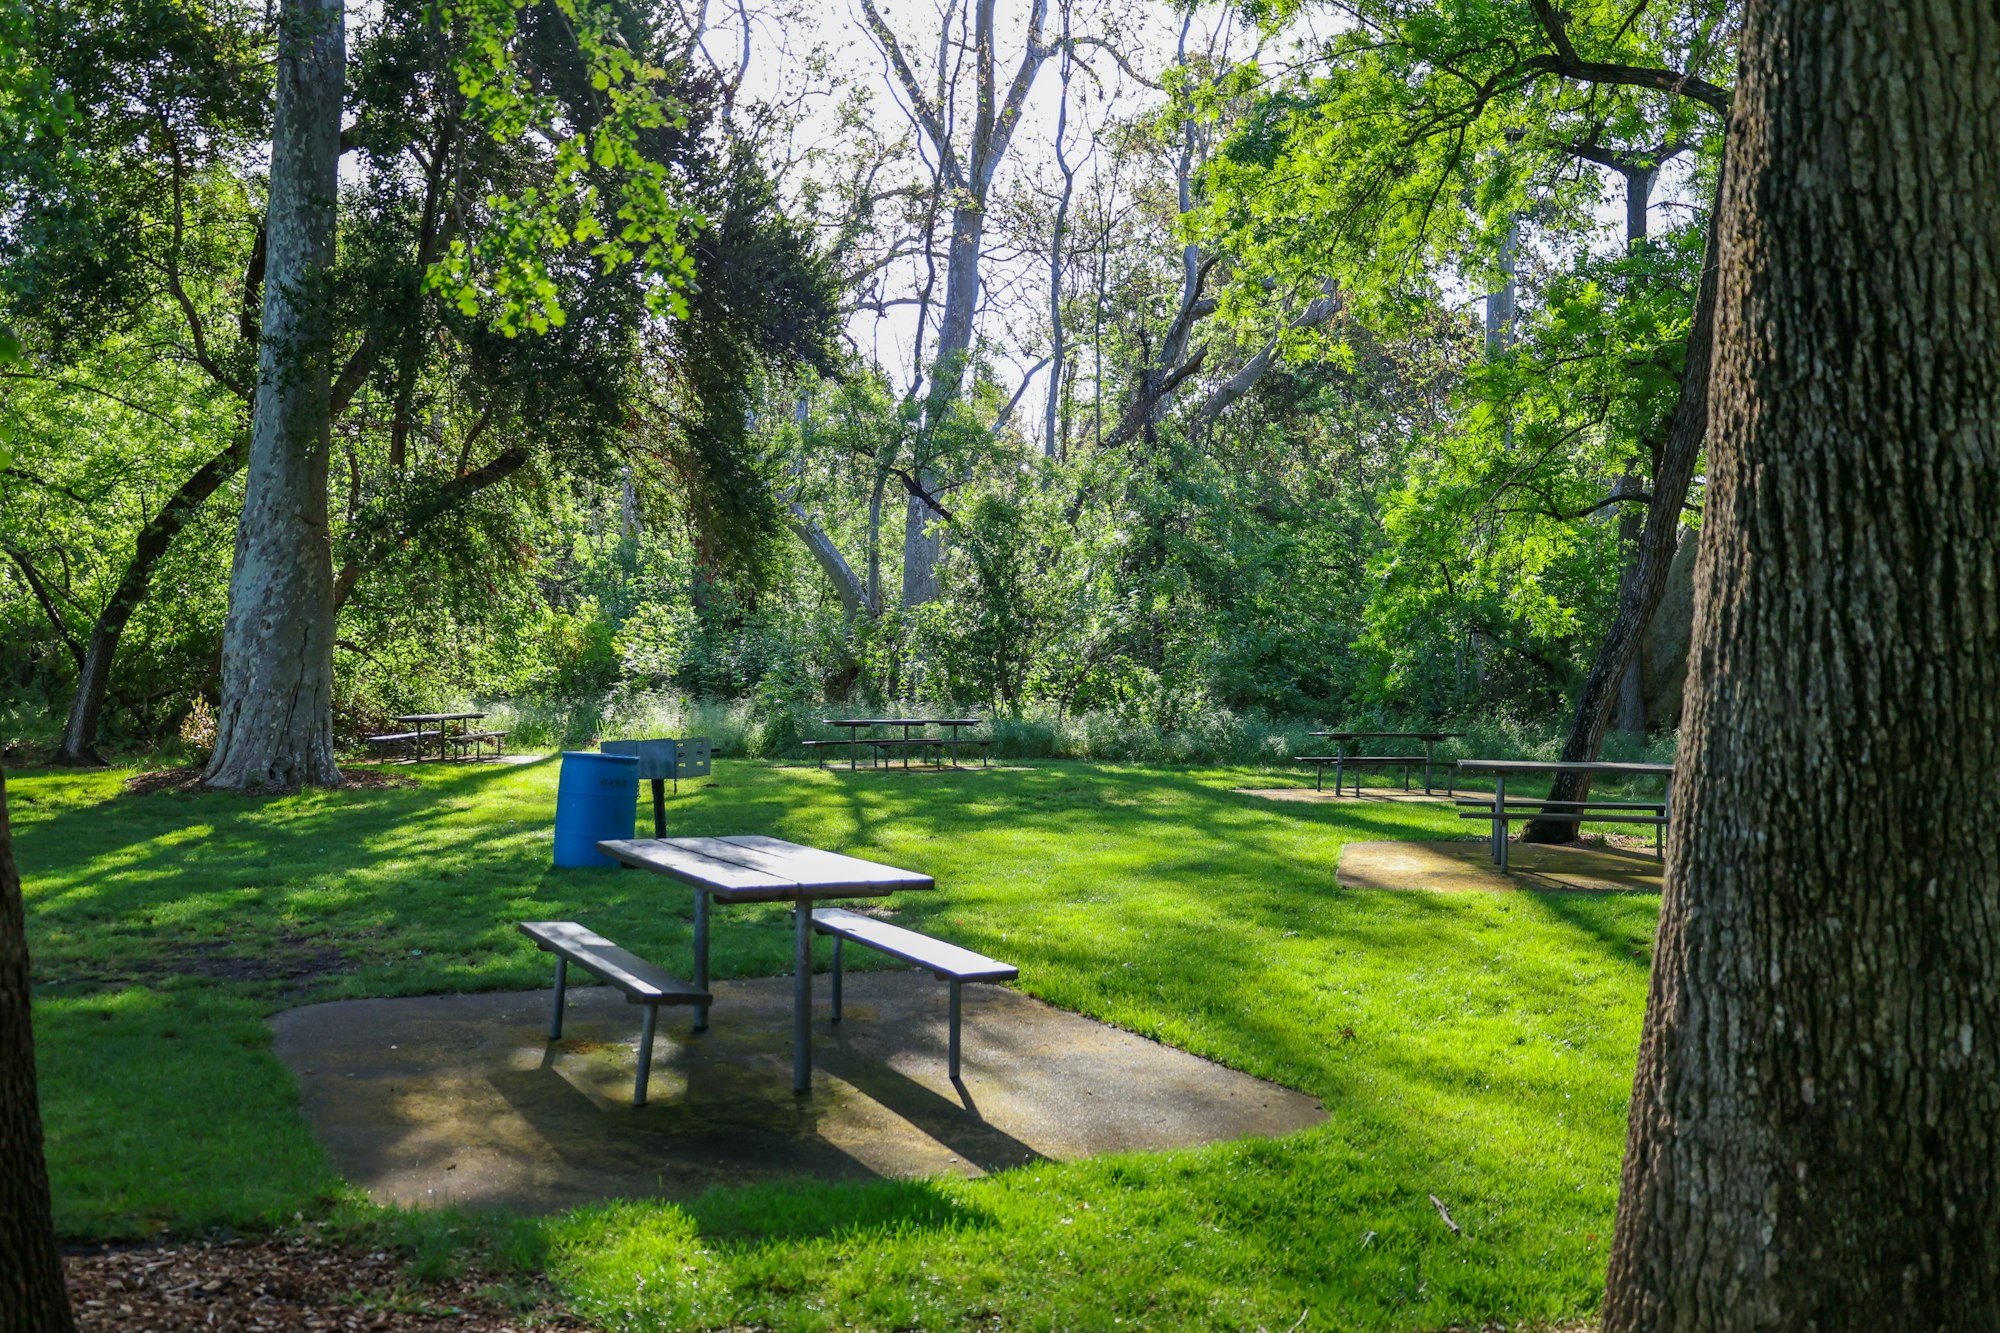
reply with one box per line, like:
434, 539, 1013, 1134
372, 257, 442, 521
1603, 0, 2000, 1323
203, 0, 344, 791
0, 772, 78, 1333
1519, 169, 1721, 843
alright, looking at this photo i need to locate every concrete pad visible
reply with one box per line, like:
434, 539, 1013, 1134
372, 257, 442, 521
271, 973, 1324, 1214
1337, 838, 1665, 893
1235, 786, 1453, 805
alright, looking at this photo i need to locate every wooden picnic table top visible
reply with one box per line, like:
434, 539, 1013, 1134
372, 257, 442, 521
393, 711, 487, 723
1308, 731, 1460, 741
1457, 759, 1673, 776
820, 717, 983, 728
595, 834, 935, 904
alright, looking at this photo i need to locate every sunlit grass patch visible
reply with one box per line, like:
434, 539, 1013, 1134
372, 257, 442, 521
13, 757, 1653, 1329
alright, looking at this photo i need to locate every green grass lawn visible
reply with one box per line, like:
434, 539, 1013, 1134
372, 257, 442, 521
10, 758, 1658, 1331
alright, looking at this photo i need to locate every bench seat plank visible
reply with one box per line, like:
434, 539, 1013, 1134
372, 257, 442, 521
812, 908, 1017, 981
518, 921, 709, 1005
1298, 754, 1429, 765
1456, 812, 1670, 826
1454, 798, 1665, 810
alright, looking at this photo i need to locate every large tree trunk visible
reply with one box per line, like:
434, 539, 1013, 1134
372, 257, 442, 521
1519, 172, 1722, 843
0, 773, 79, 1333
1603, 0, 2000, 1323
203, 0, 344, 791
57, 436, 246, 766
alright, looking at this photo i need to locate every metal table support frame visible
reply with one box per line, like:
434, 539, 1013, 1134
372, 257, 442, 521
793, 903, 813, 1092
692, 891, 710, 1031
1311, 731, 1459, 798
1459, 759, 1675, 873
597, 835, 933, 1096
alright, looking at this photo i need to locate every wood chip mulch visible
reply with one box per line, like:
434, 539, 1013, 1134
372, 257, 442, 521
65, 1238, 598, 1332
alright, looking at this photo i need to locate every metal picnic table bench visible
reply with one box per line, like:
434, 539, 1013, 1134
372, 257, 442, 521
1456, 759, 1674, 871
575, 835, 1013, 1095
1298, 731, 1460, 796
805, 718, 990, 771
367, 712, 506, 761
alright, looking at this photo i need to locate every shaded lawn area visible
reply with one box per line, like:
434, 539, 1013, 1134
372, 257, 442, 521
10, 758, 1657, 1331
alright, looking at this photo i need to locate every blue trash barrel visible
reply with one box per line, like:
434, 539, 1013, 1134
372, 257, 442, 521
553, 751, 639, 868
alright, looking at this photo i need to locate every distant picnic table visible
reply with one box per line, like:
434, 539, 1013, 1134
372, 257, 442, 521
385, 712, 501, 761
810, 717, 989, 771
1456, 759, 1674, 872
1299, 731, 1461, 796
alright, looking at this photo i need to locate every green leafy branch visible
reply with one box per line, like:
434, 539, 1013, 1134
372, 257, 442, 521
427, 0, 699, 336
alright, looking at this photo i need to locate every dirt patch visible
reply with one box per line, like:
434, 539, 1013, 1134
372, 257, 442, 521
159, 938, 357, 986
1337, 838, 1664, 893
64, 1236, 594, 1331
122, 768, 418, 797
52, 935, 359, 995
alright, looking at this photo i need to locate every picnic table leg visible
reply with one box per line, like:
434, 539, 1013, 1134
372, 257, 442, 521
548, 957, 569, 1039
650, 778, 667, 838
692, 891, 710, 1032
635, 1006, 657, 1106
948, 978, 963, 1082
792, 901, 813, 1093
830, 937, 844, 1022
1424, 740, 1434, 794
1334, 745, 1345, 798
1495, 774, 1510, 871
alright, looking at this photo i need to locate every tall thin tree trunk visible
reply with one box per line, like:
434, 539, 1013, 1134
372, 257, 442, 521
1603, 0, 2000, 1323
203, 0, 344, 791
903, 202, 984, 608
1042, 10, 1074, 460
1612, 503, 1647, 733
1520, 170, 1723, 843
865, 463, 886, 615
1613, 164, 1657, 738
0, 772, 78, 1333
59, 435, 247, 766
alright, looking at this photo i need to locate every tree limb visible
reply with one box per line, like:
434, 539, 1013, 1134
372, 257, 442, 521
331, 444, 529, 610
1191, 286, 1343, 430
992, 356, 1051, 437
858, 0, 965, 187
2, 548, 82, 667
1523, 0, 1732, 115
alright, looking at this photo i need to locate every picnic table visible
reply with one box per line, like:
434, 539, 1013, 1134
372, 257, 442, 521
816, 717, 986, 770
1457, 759, 1674, 871
595, 834, 935, 1092
387, 712, 492, 761
1302, 731, 1461, 796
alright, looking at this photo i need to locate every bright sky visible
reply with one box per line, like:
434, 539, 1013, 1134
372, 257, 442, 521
678, 0, 1700, 443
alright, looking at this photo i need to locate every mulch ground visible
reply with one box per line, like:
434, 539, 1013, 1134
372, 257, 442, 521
65, 1238, 596, 1332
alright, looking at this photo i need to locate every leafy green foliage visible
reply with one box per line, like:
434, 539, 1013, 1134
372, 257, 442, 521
432, 0, 700, 333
